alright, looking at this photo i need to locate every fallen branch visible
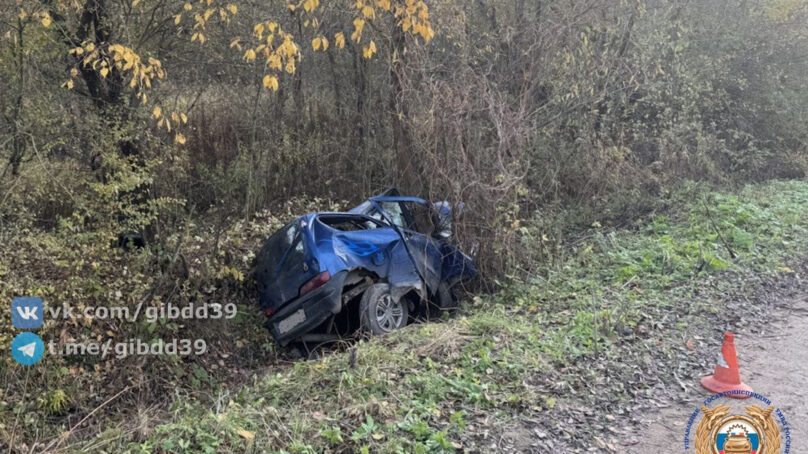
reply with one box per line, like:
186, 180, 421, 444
702, 200, 736, 260
47, 385, 133, 452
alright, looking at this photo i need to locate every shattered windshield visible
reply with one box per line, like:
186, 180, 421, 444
378, 202, 406, 228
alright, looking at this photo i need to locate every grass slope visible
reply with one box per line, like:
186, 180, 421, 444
43, 180, 808, 452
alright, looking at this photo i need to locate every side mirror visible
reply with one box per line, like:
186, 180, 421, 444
431, 201, 459, 240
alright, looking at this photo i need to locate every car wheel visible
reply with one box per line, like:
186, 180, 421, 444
359, 283, 408, 335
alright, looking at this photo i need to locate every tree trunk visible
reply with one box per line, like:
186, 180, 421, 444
8, 17, 26, 177
389, 20, 416, 190
351, 47, 366, 157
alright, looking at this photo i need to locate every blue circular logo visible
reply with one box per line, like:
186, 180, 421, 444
11, 332, 45, 366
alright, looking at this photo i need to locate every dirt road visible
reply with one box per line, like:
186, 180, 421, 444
622, 295, 807, 452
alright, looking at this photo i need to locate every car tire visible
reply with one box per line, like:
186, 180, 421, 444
359, 283, 408, 335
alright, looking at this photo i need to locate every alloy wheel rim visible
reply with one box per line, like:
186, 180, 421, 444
375, 293, 404, 331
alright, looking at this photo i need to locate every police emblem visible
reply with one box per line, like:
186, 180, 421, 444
694, 405, 781, 454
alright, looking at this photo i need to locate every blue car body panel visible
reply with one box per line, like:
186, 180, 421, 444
254, 193, 477, 344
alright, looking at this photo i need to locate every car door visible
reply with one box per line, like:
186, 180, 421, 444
368, 196, 444, 294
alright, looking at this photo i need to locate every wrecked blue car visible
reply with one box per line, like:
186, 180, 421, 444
254, 190, 477, 345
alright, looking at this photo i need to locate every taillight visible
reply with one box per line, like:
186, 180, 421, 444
300, 271, 330, 296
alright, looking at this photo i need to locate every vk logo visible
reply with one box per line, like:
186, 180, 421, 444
11, 297, 44, 329
11, 332, 45, 366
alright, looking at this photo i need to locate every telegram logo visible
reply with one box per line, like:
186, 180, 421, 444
11, 296, 44, 330
11, 332, 45, 366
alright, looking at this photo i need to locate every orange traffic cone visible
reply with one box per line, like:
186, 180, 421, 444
700, 332, 752, 398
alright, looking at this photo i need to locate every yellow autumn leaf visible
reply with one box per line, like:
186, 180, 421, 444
226, 4, 237, 15
174, 133, 187, 145
253, 23, 265, 39
174, 14, 182, 25
153, 106, 162, 119
244, 49, 257, 61
65, 79, 74, 89
321, 37, 329, 51
303, 0, 318, 12
352, 18, 365, 42
41, 12, 52, 28
363, 40, 377, 58
171, 112, 179, 123
262, 75, 279, 91
267, 54, 282, 70
237, 429, 255, 440
312, 37, 322, 51
70, 67, 79, 77
335, 32, 346, 49
180, 113, 188, 123
423, 25, 434, 41
183, 2, 192, 10
362, 5, 375, 19
18, 9, 27, 20
100, 67, 109, 78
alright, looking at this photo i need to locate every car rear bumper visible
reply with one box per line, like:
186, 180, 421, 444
264, 271, 347, 346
